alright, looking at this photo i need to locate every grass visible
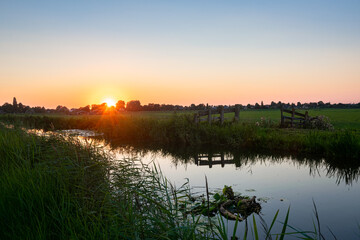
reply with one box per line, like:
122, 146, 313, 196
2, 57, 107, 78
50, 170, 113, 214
1, 112, 359, 161
0, 125, 209, 239
16, 108, 360, 129
0, 125, 343, 239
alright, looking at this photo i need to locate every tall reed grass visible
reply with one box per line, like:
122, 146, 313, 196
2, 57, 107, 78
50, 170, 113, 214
0, 125, 338, 239
0, 125, 209, 239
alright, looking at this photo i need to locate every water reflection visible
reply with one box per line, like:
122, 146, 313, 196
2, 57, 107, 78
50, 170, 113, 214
106, 140, 360, 186
21, 128, 360, 239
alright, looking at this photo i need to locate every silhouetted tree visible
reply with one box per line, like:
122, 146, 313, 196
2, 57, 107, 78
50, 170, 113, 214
12, 97, 17, 109
126, 100, 142, 111
55, 105, 69, 114
1, 103, 13, 113
115, 100, 125, 111
79, 105, 90, 112
91, 103, 107, 113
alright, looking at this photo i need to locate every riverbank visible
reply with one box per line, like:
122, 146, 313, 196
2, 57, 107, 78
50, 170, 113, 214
1, 124, 359, 239
0, 125, 214, 239
1, 114, 359, 161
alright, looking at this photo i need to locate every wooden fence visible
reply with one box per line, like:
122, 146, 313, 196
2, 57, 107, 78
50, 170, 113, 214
194, 153, 236, 168
194, 105, 241, 124
280, 106, 311, 127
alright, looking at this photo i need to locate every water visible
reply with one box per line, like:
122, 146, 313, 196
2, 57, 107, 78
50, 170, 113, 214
109, 146, 360, 239
37, 129, 360, 239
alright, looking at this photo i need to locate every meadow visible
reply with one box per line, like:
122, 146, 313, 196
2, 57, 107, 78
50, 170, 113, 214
0, 108, 359, 161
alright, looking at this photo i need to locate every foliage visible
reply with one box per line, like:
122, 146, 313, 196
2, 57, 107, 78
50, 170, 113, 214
1, 113, 359, 161
0, 126, 356, 239
305, 115, 334, 130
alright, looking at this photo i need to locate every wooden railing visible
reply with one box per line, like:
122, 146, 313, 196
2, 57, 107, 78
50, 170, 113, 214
194, 105, 241, 124
280, 106, 311, 127
194, 153, 235, 168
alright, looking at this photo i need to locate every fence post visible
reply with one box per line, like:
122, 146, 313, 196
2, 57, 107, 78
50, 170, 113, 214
291, 107, 295, 127
221, 152, 225, 168
208, 153, 213, 168
280, 105, 284, 126
219, 106, 224, 125
305, 111, 309, 127
207, 109, 212, 124
234, 104, 240, 122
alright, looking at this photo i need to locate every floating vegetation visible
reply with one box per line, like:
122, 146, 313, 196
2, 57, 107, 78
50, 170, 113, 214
183, 186, 261, 222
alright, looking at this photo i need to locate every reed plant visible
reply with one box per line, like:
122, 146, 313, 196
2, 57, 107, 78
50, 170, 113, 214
0, 125, 351, 239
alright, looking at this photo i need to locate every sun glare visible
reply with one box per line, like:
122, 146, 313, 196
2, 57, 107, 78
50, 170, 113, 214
103, 98, 116, 107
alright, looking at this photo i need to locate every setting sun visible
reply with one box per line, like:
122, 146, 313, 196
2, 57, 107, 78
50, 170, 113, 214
103, 98, 116, 107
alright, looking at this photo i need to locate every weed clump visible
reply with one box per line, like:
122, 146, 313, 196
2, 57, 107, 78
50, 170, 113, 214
305, 115, 334, 130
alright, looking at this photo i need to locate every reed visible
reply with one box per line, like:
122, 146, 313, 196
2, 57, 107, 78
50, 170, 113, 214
0, 125, 352, 239
1, 114, 359, 161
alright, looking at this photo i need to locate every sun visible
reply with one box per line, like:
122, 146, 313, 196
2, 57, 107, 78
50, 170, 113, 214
103, 98, 116, 107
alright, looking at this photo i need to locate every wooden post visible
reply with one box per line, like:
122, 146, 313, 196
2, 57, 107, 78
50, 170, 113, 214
219, 106, 224, 125
280, 105, 284, 126
207, 109, 212, 124
208, 154, 212, 168
304, 111, 309, 127
221, 152, 225, 168
234, 104, 240, 122
291, 107, 295, 127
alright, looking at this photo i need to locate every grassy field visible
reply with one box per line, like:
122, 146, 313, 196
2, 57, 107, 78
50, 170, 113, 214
26, 108, 360, 130
1, 110, 359, 161
116, 108, 360, 130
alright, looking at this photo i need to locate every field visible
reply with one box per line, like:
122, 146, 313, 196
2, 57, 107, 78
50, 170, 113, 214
1, 108, 359, 161
25, 108, 360, 130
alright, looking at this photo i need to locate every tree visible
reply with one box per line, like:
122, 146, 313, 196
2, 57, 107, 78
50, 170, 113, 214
116, 100, 125, 111
1, 103, 13, 113
13, 97, 17, 108
91, 103, 107, 113
79, 105, 90, 112
126, 100, 142, 111
12, 97, 18, 112
55, 105, 69, 114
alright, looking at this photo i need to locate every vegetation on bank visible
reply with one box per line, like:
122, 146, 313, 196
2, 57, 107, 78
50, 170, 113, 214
1, 125, 333, 239
0, 125, 207, 239
1, 113, 359, 161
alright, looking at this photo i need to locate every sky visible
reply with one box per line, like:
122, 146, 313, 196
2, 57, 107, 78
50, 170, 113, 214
0, 0, 359, 108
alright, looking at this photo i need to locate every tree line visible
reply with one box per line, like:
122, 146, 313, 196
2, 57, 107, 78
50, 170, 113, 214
0, 97, 359, 115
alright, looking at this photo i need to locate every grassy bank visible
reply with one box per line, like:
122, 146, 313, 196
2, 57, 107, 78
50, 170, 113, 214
0, 125, 354, 239
1, 114, 359, 161
0, 125, 214, 239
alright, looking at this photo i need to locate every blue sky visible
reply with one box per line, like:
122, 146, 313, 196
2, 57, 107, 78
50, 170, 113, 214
1, 1, 359, 107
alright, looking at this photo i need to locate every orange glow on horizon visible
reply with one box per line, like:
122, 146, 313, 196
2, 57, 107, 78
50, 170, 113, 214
103, 98, 116, 107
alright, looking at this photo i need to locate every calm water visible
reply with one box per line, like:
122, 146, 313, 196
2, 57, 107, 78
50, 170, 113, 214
45, 130, 360, 239
109, 146, 360, 239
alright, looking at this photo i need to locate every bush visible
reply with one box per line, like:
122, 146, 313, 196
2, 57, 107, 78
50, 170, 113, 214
305, 115, 334, 130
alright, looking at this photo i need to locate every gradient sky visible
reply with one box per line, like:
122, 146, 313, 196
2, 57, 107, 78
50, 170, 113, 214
1, 0, 359, 108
